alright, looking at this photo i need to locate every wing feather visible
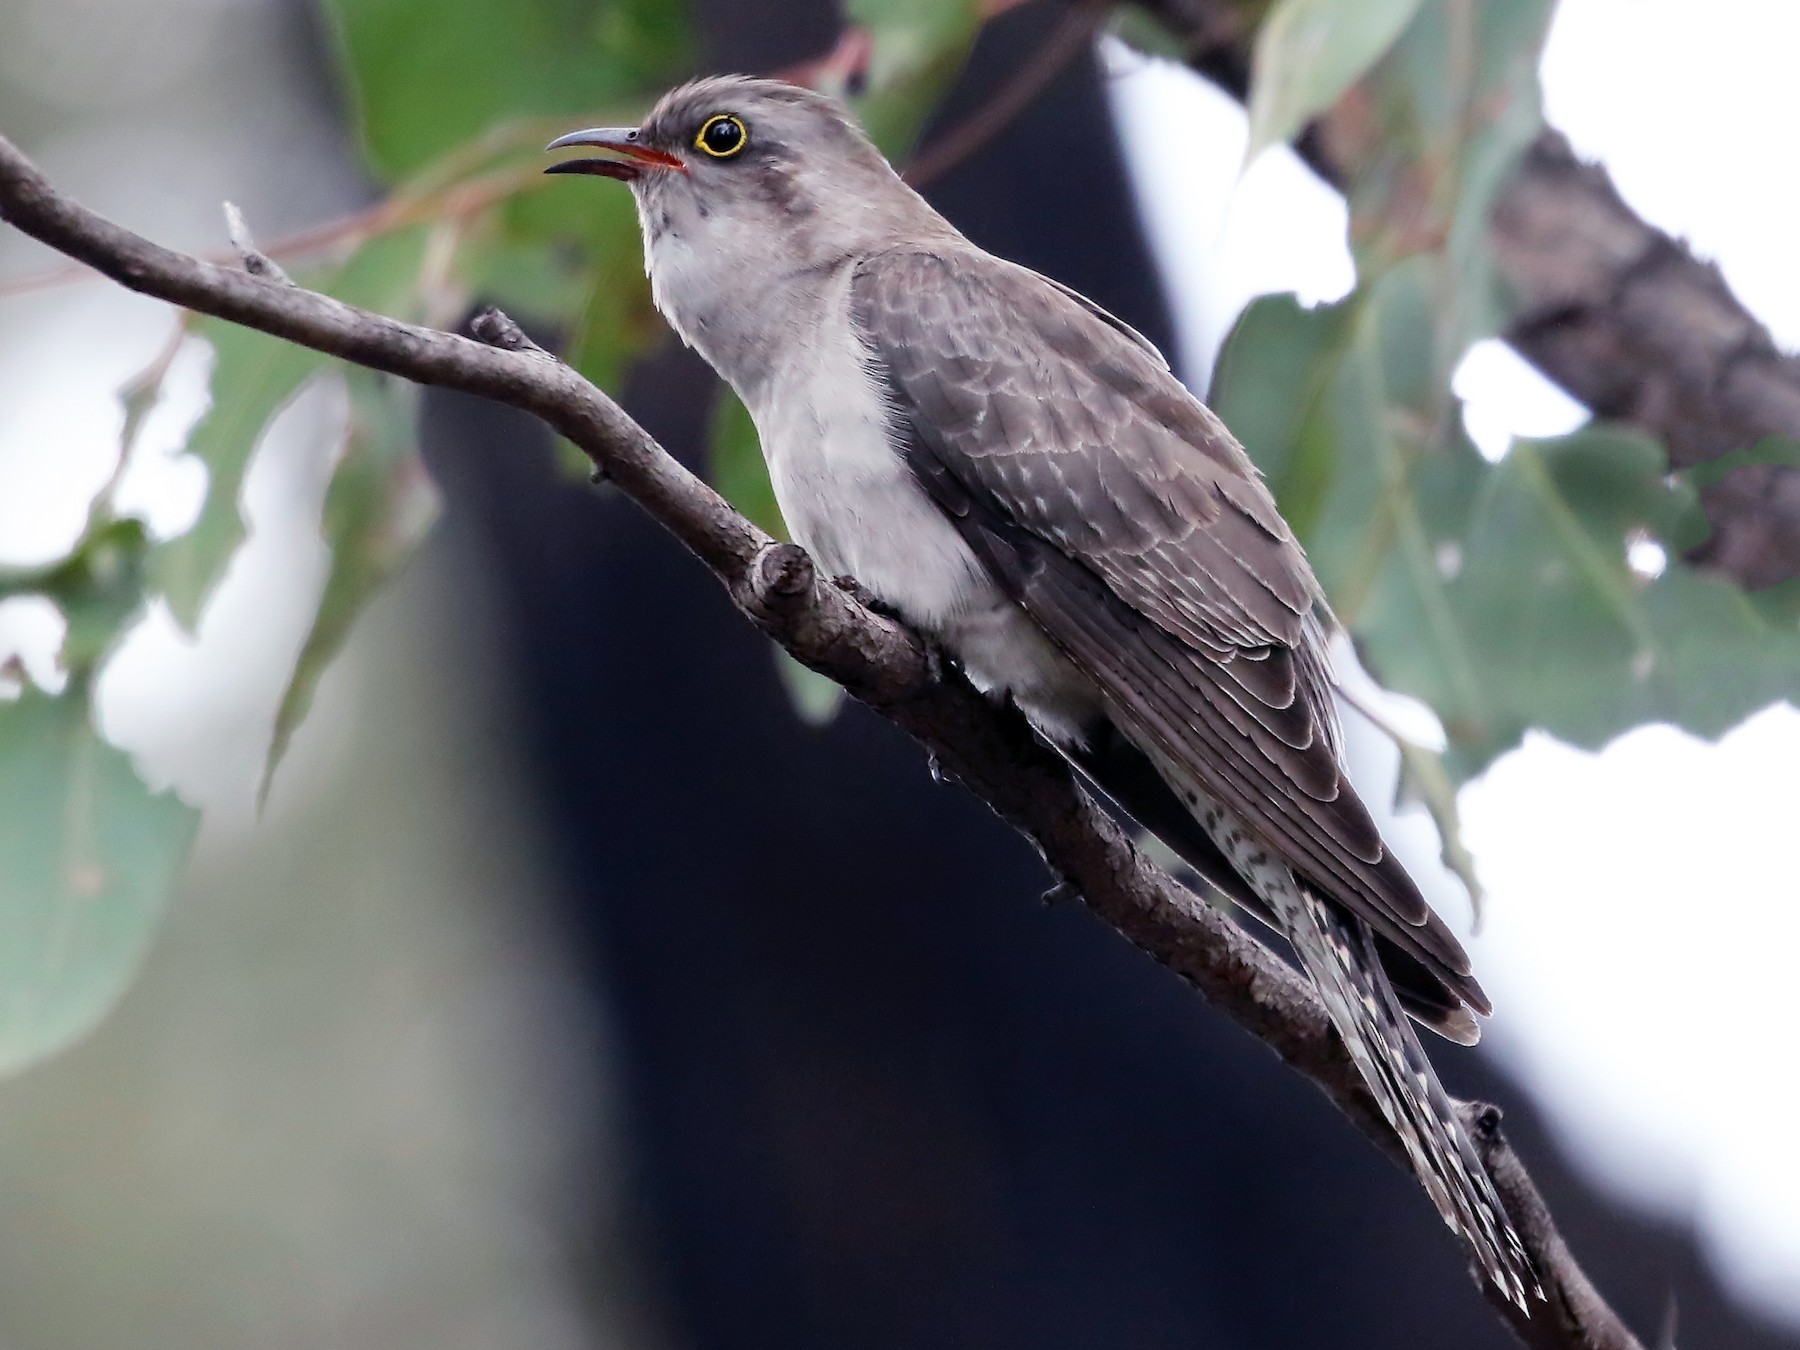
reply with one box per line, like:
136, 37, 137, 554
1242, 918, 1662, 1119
851, 247, 1484, 1003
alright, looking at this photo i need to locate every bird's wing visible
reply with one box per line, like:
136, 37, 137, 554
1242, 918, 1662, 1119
851, 246, 1484, 1004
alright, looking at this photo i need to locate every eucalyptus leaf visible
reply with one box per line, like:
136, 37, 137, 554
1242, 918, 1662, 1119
1106, 4, 1193, 60
1390, 731, 1484, 915
262, 369, 439, 799
149, 325, 326, 631
151, 229, 438, 633
1214, 281, 1800, 787
551, 188, 666, 394
849, 0, 982, 156
1246, 0, 1426, 160
774, 646, 847, 726
1223, 0, 1599, 899
321, 0, 690, 183
0, 687, 198, 1075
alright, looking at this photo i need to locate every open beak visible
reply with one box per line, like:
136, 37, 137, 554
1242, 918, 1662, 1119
544, 127, 684, 181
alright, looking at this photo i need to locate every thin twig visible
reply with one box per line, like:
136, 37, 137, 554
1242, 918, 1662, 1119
0, 154, 546, 300
223, 202, 292, 284
905, 1, 1110, 187
0, 131, 1642, 1350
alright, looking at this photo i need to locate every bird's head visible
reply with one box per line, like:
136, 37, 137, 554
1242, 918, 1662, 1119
546, 75, 949, 271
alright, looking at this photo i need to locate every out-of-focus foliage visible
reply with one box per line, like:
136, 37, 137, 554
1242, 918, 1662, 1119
263, 366, 438, 798
847, 0, 983, 155
3, 0, 1796, 1067
1211, 0, 1800, 895
0, 507, 198, 1071
321, 0, 687, 181
1245, 0, 1424, 159
0, 685, 196, 1074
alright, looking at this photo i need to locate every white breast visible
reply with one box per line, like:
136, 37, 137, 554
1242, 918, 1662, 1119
652, 244, 1099, 744
750, 271, 988, 631
748, 269, 1099, 743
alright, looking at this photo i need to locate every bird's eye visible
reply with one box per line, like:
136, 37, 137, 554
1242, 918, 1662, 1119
695, 114, 747, 159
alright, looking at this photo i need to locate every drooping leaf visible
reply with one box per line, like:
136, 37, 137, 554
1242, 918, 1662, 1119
0, 518, 153, 677
150, 229, 438, 632
1391, 732, 1485, 917
1105, 4, 1193, 61
1333, 0, 1553, 336
146, 324, 327, 631
1214, 279, 1800, 786
1221, 0, 1615, 890
542, 186, 665, 393
1246, 0, 1426, 160
774, 646, 847, 726
261, 369, 439, 798
0, 685, 199, 1075
707, 379, 845, 725
1684, 435, 1800, 493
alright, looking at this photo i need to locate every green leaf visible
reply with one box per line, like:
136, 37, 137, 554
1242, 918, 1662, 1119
1335, 0, 1553, 335
1246, 0, 1426, 159
1106, 4, 1194, 60
708, 399, 846, 725
774, 646, 846, 726
849, 0, 982, 156
148, 324, 328, 631
1214, 279, 1800, 786
707, 386, 786, 539
1220, 0, 1588, 911
150, 229, 439, 633
0, 686, 199, 1075
540, 187, 664, 393
1, 518, 154, 678
1683, 434, 1800, 493
1681, 438, 1800, 612
261, 369, 439, 799
320, 0, 690, 183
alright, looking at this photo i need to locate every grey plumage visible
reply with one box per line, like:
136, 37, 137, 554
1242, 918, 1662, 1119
548, 74, 1538, 1308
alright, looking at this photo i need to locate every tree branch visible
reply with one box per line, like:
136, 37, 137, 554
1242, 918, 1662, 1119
0, 131, 1641, 1350
1491, 133, 1800, 588
904, 0, 1110, 188
1134, 0, 1800, 590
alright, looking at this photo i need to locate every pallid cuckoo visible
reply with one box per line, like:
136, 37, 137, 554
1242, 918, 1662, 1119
548, 75, 1537, 1307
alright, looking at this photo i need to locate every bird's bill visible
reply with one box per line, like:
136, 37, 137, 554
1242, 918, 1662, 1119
544, 128, 684, 181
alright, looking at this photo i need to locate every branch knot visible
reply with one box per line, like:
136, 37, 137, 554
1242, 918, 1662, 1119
469, 306, 545, 354
753, 541, 816, 615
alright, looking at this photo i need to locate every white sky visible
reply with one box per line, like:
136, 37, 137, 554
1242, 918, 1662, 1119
1107, 0, 1800, 1325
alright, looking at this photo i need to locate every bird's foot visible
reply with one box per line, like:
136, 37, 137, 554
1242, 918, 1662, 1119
833, 574, 900, 620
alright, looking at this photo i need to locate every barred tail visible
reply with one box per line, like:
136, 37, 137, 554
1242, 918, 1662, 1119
1281, 885, 1538, 1308
1138, 757, 1540, 1305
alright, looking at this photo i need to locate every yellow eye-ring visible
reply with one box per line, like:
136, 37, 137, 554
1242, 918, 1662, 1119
695, 114, 748, 159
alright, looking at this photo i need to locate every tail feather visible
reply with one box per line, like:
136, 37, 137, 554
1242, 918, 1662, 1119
1285, 886, 1538, 1307
1153, 763, 1540, 1306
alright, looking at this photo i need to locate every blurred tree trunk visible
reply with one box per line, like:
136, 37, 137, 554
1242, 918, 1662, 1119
1141, 0, 1800, 588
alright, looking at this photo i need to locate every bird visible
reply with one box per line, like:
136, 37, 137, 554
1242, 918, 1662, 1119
547, 74, 1537, 1308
